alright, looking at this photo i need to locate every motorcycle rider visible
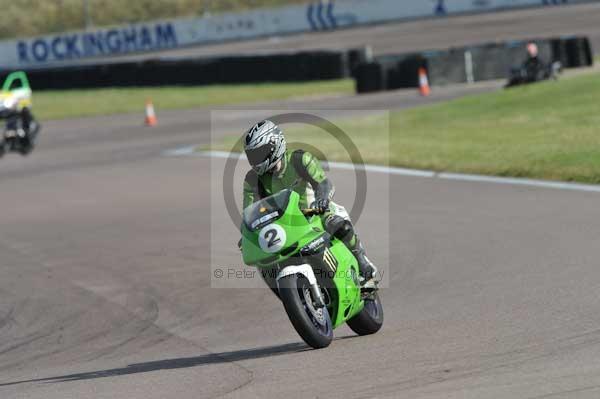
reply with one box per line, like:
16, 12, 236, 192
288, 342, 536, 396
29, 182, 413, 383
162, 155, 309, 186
522, 42, 545, 83
242, 120, 379, 290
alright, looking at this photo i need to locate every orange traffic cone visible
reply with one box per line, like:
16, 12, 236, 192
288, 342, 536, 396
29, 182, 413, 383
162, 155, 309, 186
144, 99, 157, 126
418, 67, 431, 97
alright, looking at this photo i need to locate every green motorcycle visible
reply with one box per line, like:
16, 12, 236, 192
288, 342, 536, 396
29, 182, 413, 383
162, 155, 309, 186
241, 189, 383, 349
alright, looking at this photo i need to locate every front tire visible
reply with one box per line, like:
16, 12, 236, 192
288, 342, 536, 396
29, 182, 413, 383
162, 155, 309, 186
278, 274, 333, 349
347, 293, 384, 336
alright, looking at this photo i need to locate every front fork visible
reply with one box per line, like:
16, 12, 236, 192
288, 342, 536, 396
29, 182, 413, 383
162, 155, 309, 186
276, 264, 326, 308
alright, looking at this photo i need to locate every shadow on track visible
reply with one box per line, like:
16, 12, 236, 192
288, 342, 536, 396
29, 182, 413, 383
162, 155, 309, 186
0, 342, 313, 386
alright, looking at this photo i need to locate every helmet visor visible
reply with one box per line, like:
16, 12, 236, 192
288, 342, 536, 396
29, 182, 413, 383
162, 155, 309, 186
245, 144, 274, 167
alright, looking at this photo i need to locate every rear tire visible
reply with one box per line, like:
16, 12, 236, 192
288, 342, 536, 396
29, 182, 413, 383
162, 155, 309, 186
347, 293, 384, 336
18, 141, 33, 156
278, 274, 333, 349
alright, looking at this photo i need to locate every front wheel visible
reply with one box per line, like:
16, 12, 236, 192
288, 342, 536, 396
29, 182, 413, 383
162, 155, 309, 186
278, 274, 333, 349
347, 293, 384, 336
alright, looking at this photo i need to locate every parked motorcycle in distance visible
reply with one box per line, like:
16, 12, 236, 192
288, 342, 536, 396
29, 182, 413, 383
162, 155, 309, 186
505, 61, 562, 88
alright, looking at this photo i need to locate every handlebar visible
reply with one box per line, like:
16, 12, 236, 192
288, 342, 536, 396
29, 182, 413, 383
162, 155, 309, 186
302, 208, 325, 217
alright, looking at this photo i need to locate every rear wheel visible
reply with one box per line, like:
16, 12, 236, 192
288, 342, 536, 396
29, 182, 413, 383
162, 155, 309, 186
18, 140, 33, 156
347, 293, 384, 336
278, 274, 333, 349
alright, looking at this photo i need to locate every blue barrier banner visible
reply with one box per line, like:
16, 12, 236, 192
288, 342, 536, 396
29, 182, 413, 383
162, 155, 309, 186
16, 23, 177, 63
0, 0, 593, 69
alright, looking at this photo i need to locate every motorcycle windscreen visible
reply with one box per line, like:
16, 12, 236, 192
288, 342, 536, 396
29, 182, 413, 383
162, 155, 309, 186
242, 189, 292, 231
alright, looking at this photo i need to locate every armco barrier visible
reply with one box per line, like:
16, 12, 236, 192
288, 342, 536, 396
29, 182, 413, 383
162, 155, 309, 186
3, 50, 352, 90
426, 49, 467, 85
354, 36, 593, 93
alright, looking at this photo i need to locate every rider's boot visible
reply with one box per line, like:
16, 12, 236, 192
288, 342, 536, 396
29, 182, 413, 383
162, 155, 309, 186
351, 238, 379, 291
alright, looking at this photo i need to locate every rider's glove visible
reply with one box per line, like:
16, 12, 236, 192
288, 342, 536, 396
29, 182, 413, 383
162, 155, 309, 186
310, 198, 330, 214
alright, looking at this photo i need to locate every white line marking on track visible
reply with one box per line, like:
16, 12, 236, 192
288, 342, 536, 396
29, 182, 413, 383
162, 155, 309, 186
438, 172, 600, 192
162, 146, 198, 156
163, 148, 600, 194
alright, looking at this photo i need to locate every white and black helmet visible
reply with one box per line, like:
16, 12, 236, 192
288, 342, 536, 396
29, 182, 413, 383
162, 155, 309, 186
244, 120, 286, 175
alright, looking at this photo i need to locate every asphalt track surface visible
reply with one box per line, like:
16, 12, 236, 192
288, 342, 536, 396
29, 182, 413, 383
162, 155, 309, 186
3, 7, 600, 398
99, 2, 600, 65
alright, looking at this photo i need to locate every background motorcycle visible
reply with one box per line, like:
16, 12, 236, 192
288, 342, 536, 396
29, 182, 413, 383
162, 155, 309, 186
0, 111, 39, 157
505, 61, 562, 88
0, 71, 38, 157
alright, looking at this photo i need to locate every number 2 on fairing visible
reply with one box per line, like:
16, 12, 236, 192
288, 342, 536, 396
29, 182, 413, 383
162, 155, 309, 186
258, 224, 286, 253
265, 229, 281, 247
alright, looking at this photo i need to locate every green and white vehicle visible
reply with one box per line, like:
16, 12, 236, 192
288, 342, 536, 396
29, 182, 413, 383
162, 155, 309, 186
0, 71, 38, 156
0, 71, 32, 118
241, 189, 384, 349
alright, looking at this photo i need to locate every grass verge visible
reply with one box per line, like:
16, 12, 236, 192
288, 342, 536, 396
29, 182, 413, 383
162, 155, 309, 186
211, 72, 600, 184
33, 79, 353, 120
